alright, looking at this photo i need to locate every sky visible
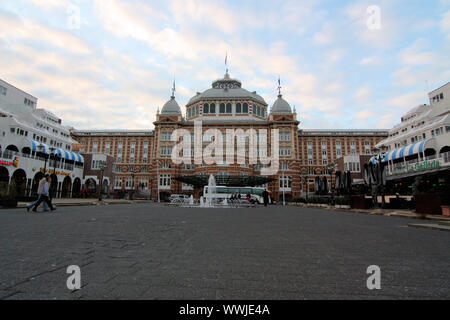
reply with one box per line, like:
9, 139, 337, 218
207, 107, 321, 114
0, 0, 449, 130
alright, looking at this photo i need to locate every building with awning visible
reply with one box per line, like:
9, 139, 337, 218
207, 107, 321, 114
0, 78, 85, 199
28, 139, 84, 163
369, 82, 450, 195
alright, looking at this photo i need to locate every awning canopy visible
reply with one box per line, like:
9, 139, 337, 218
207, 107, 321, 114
382, 138, 436, 163
29, 139, 84, 163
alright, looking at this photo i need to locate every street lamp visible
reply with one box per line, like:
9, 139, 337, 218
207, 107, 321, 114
149, 176, 153, 201
37, 145, 52, 173
130, 168, 136, 200
327, 162, 336, 206
98, 160, 107, 201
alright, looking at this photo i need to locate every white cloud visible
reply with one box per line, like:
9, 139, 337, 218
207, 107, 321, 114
399, 39, 436, 66
354, 86, 372, 104
360, 56, 381, 65
0, 12, 91, 55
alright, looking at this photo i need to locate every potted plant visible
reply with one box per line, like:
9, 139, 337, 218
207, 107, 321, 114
441, 205, 450, 216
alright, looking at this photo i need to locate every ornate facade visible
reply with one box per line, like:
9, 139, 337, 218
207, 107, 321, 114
72, 72, 388, 201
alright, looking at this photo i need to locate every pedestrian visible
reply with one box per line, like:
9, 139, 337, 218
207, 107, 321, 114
262, 189, 269, 207
31, 175, 56, 212
246, 193, 251, 203
26, 175, 49, 212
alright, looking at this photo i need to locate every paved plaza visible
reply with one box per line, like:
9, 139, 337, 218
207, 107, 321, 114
0, 203, 449, 300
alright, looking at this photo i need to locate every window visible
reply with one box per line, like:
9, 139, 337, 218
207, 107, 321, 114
280, 162, 290, 170
118, 141, 123, 155
92, 141, 98, 153
243, 103, 248, 113
105, 141, 110, 154
226, 103, 232, 113
350, 141, 356, 155
220, 103, 225, 113
0, 85, 6, 95
130, 141, 136, 154
210, 103, 216, 114
236, 103, 242, 113
308, 159, 313, 165
203, 103, 209, 114
279, 175, 292, 190
143, 142, 148, 155
159, 174, 171, 188
161, 147, 167, 155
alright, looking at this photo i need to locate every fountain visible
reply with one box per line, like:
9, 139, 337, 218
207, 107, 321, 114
205, 174, 217, 207
169, 174, 251, 208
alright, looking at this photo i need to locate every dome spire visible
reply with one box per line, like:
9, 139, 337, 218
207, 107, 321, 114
277, 76, 282, 97
225, 52, 228, 75
171, 76, 176, 99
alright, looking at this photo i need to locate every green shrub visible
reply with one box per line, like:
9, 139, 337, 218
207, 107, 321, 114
334, 197, 350, 206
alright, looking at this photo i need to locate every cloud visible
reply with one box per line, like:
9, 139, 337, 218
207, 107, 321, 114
399, 39, 436, 66
354, 86, 372, 104
0, 11, 92, 55
388, 91, 427, 109
441, 10, 450, 38
360, 56, 381, 65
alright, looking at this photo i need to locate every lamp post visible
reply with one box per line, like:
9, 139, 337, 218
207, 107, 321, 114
149, 176, 153, 200
327, 162, 336, 206
98, 160, 107, 201
130, 168, 136, 200
379, 145, 388, 208
37, 145, 50, 173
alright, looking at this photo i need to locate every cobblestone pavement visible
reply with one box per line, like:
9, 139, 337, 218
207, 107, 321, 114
0, 204, 449, 300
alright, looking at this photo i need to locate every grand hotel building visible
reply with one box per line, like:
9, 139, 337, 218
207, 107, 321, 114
72, 72, 388, 201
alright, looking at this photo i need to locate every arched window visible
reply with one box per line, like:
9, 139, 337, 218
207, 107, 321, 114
243, 103, 248, 113
226, 103, 232, 113
220, 103, 225, 114
236, 103, 242, 113
210, 103, 216, 114
203, 103, 209, 114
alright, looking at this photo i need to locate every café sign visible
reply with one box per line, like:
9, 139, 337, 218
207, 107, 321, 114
40, 168, 71, 176
388, 159, 441, 176
0, 157, 19, 167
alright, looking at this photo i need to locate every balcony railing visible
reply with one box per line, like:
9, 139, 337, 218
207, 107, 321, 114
0, 150, 84, 171
386, 152, 450, 176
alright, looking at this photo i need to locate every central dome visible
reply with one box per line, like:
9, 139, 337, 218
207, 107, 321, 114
187, 72, 266, 105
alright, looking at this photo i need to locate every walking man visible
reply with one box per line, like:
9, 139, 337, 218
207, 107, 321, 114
26, 175, 49, 212
262, 189, 269, 207
31, 175, 56, 212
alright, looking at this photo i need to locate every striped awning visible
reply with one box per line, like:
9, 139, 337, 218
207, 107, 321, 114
382, 138, 435, 162
54, 147, 84, 163
29, 139, 84, 163
29, 140, 51, 154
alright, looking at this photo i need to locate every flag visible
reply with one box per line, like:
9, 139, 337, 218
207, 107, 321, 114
278, 77, 281, 86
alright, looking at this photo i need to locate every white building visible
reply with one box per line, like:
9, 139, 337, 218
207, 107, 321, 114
374, 82, 450, 179
0, 79, 84, 198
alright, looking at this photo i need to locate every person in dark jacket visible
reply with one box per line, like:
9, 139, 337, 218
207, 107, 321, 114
262, 189, 269, 207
